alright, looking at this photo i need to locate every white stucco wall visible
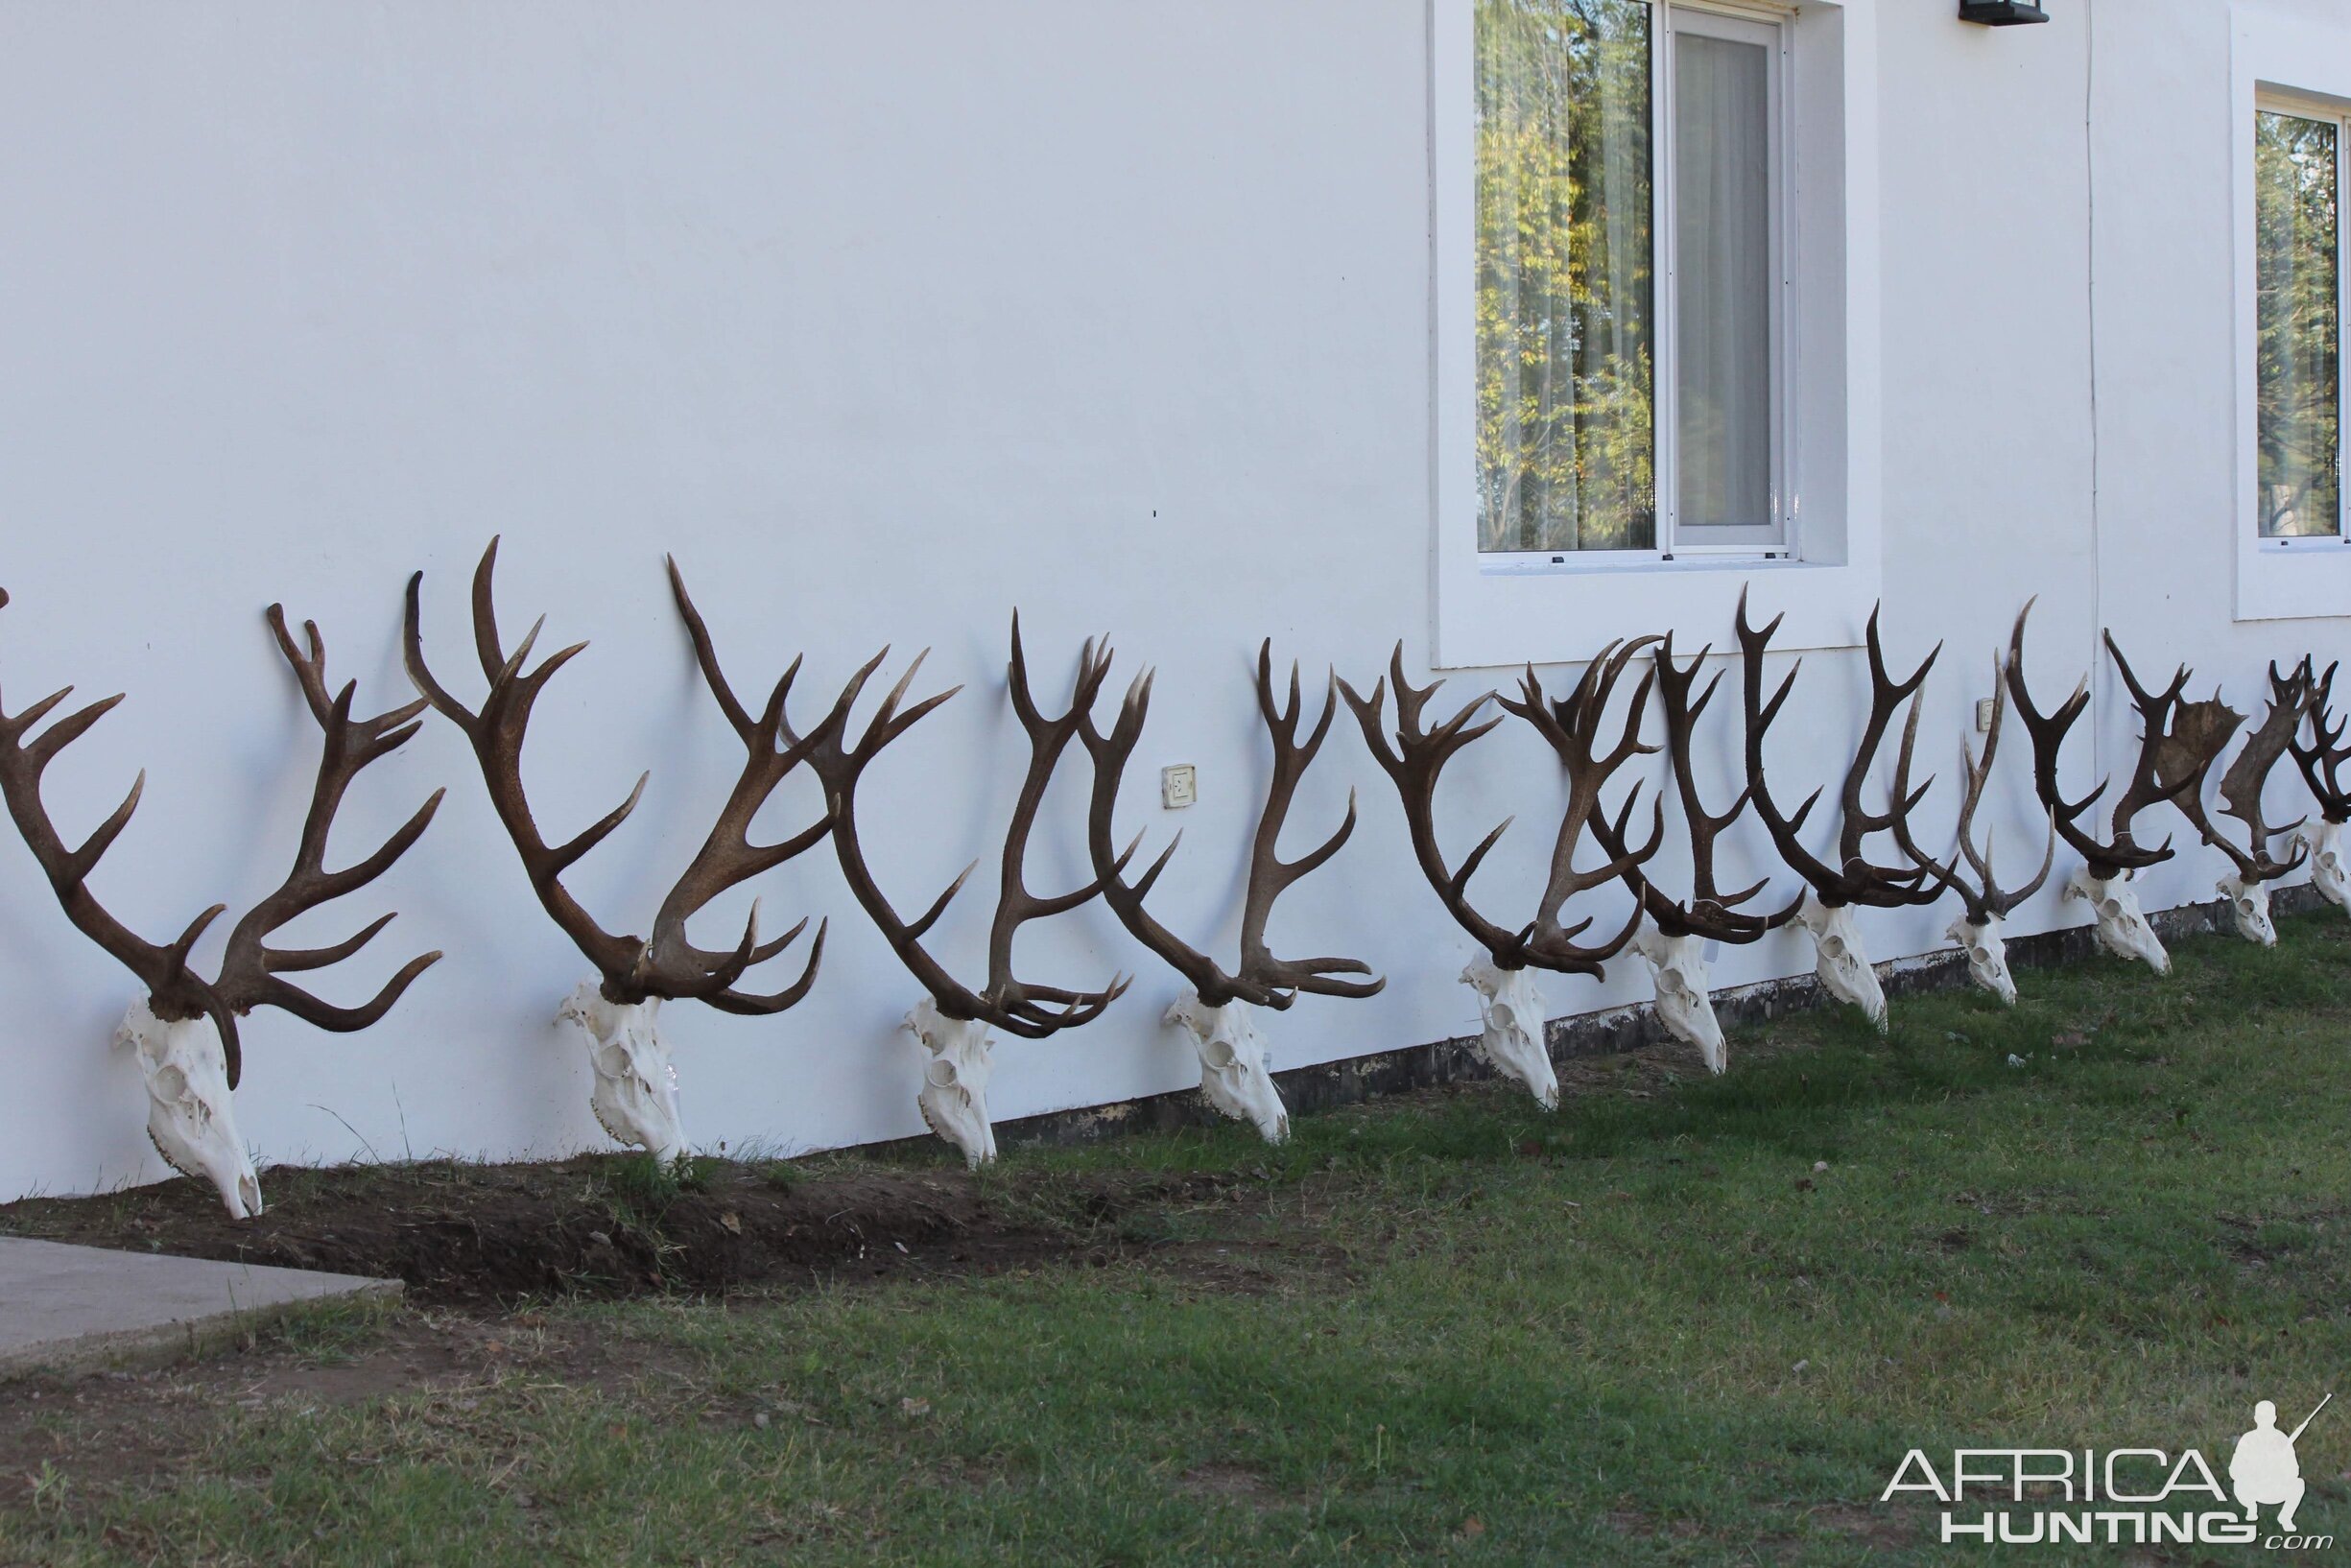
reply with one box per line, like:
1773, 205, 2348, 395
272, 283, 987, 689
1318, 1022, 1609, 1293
0, 0, 2345, 1202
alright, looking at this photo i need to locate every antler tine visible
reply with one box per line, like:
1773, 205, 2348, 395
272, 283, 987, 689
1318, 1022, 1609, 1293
405, 539, 644, 983
1742, 592, 1942, 909
2005, 598, 2151, 878
1081, 658, 1231, 1000
1086, 642, 1379, 1009
2205, 662, 2315, 886
2290, 659, 2351, 822
1948, 655, 2055, 917
808, 640, 995, 1021
214, 607, 446, 1040
2102, 630, 2191, 712
981, 616, 1128, 1033
666, 554, 754, 740
1884, 689, 1971, 913
1738, 588, 1848, 897
1654, 633, 1792, 933
633, 559, 839, 1012
0, 596, 246, 1071
1496, 638, 1664, 975
2100, 630, 2214, 872
819, 621, 1122, 1037
1340, 646, 1521, 962
1232, 645, 1382, 1006
1837, 607, 1942, 878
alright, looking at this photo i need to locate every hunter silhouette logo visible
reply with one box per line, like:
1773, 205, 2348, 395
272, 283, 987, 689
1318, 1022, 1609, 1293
2230, 1395, 2327, 1534
1880, 1393, 2335, 1549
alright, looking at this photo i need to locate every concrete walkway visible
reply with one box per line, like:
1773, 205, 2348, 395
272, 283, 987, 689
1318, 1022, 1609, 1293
0, 1237, 400, 1378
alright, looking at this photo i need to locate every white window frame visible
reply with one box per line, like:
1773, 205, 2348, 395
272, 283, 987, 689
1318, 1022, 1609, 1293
2232, 7, 2351, 622
1431, 0, 1882, 669
1662, 5, 1793, 556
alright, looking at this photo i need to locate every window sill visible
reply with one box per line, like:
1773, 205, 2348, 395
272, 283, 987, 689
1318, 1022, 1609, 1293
1431, 552, 1879, 670
2238, 534, 2351, 622
1476, 550, 1798, 579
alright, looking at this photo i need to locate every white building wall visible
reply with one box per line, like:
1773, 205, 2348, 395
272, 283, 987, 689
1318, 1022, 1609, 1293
0, 0, 2344, 1201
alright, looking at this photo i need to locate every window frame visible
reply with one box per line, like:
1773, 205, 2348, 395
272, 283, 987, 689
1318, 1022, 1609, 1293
1431, 0, 1881, 670
2251, 88, 2350, 554
2230, 8, 2351, 624
1473, 0, 1796, 574
1659, 3, 1793, 555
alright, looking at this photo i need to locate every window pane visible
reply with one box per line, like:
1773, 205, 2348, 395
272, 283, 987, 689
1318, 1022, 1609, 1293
2256, 109, 2340, 539
1476, 0, 1654, 554
1674, 32, 1773, 531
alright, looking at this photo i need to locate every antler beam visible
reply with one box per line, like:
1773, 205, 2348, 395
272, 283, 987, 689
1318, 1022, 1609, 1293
1082, 641, 1383, 1142
0, 591, 441, 1218
405, 540, 834, 1160
1738, 592, 1942, 1030
1343, 642, 1654, 1108
812, 616, 1129, 1167
1587, 634, 1794, 1070
2290, 658, 2351, 910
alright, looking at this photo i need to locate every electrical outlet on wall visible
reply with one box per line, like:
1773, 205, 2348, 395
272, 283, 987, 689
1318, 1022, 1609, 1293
1160, 764, 1198, 809
1975, 698, 1997, 734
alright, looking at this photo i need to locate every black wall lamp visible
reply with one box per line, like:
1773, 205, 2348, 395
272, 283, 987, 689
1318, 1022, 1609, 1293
1959, 1, 2050, 22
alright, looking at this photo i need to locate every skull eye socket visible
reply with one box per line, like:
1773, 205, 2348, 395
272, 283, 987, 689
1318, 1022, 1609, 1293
1201, 1037, 1241, 1070
924, 1058, 961, 1090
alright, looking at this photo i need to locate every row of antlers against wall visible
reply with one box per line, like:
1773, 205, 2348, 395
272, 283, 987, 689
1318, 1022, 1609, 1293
1, 553, 2344, 1212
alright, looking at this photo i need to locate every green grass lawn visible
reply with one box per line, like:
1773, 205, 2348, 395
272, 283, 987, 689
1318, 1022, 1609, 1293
10, 912, 2351, 1565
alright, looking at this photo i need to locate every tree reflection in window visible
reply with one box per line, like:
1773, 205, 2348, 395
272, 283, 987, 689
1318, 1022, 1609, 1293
2257, 109, 2341, 539
1476, 0, 1655, 553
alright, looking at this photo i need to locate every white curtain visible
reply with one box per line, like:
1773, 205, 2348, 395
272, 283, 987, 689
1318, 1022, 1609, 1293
1674, 32, 1772, 531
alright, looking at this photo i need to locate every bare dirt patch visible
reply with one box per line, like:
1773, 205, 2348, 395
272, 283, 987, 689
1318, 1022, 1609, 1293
0, 1154, 1239, 1307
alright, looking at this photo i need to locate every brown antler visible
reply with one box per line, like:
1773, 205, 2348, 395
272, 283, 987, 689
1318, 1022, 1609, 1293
2170, 659, 2311, 886
0, 592, 442, 1087
1083, 641, 1383, 1010
1737, 591, 1943, 909
210, 606, 446, 1033
403, 539, 832, 1010
1342, 643, 1646, 978
2004, 601, 2179, 881
1338, 648, 1520, 961
812, 616, 1129, 1038
1591, 634, 1794, 942
1889, 653, 2054, 925
2290, 658, 2351, 824
648, 558, 836, 1012
2102, 631, 2257, 879
1492, 638, 1663, 973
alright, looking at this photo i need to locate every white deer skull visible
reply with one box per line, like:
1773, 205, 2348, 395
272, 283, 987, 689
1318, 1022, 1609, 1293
2219, 873, 2277, 946
117, 998, 262, 1220
1797, 892, 1887, 1032
2304, 820, 2349, 911
1630, 929, 1725, 1074
1165, 995, 1289, 1143
557, 983, 685, 1162
1460, 955, 1556, 1109
906, 997, 997, 1168
1948, 912, 2019, 1007
2065, 869, 2170, 974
